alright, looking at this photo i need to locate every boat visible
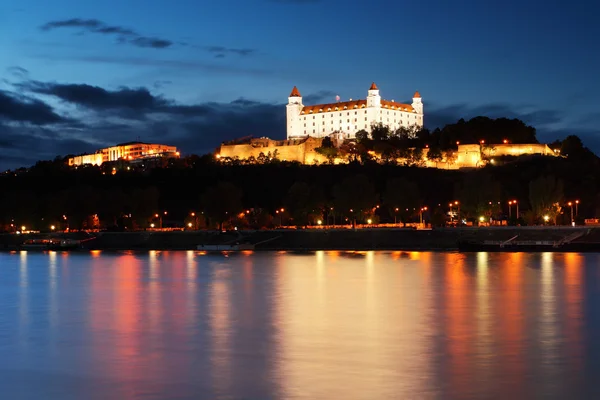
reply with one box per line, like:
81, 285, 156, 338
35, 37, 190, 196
20, 238, 81, 251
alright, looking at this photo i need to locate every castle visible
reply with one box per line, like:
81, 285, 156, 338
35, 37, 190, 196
286, 83, 424, 139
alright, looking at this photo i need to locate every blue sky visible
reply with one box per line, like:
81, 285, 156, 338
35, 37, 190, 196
1, 0, 599, 169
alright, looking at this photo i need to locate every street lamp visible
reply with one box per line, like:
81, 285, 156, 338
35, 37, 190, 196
50, 225, 56, 231
568, 201, 574, 223
575, 200, 580, 217
543, 215, 550, 223
395, 207, 399, 225
419, 207, 428, 225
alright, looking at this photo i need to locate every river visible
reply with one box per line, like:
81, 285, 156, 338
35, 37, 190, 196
0, 251, 599, 399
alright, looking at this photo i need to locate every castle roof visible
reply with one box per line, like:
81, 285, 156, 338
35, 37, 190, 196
413, 91, 421, 98
289, 86, 301, 97
301, 99, 415, 114
369, 82, 378, 90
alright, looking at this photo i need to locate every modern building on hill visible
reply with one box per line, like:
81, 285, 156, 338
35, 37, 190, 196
67, 141, 179, 167
286, 82, 424, 139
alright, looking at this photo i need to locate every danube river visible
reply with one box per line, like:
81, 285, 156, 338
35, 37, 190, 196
1, 251, 600, 399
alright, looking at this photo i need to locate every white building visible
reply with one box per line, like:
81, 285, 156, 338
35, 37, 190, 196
286, 82, 423, 139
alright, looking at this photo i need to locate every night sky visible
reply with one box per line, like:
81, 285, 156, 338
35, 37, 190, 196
1, 0, 598, 170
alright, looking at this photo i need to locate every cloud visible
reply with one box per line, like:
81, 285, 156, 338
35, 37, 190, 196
32, 54, 271, 76
40, 18, 174, 49
425, 102, 563, 131
303, 90, 337, 104
6, 66, 29, 79
38, 18, 259, 56
204, 46, 256, 58
0, 90, 71, 125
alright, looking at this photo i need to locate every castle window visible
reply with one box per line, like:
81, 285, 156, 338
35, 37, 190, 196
365, 117, 367, 121
365, 111, 367, 114
346, 112, 349, 115
313, 130, 315, 133
304, 130, 306, 134
304, 123, 306, 127
313, 122, 315, 126
347, 119, 349, 123
313, 116, 315, 119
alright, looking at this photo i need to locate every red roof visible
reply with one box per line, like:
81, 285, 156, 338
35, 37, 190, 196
369, 82, 378, 90
301, 99, 415, 114
289, 86, 301, 97
413, 91, 421, 98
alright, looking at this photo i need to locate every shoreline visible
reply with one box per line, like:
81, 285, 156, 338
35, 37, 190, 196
2, 227, 600, 253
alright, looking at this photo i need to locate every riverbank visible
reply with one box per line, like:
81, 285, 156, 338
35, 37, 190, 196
1, 226, 599, 252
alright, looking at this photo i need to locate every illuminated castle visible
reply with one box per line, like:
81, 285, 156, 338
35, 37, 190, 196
286, 82, 424, 139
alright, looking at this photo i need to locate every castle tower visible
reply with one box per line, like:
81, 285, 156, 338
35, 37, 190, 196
411, 91, 423, 115
366, 82, 381, 108
287, 86, 303, 138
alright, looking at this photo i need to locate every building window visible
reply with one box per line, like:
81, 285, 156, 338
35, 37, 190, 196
365, 111, 367, 114
313, 130, 315, 133
347, 112, 349, 115
313, 116, 315, 119
365, 117, 367, 121
303, 123, 306, 127
347, 119, 349, 122
313, 122, 315, 126
355, 111, 357, 115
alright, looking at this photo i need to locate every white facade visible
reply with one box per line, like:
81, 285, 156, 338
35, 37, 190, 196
286, 83, 424, 139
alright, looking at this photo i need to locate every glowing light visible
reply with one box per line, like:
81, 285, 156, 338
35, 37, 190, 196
187, 222, 193, 228
543, 215, 550, 222
367, 219, 372, 224
21, 225, 26, 231
50, 225, 55, 231
150, 223, 155, 228
317, 220, 322, 225
479, 216, 485, 222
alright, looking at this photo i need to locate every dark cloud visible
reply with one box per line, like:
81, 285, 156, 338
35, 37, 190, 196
425, 102, 563, 131
0, 90, 70, 125
19, 81, 217, 119
153, 80, 173, 90
303, 90, 337, 104
39, 18, 174, 49
204, 46, 256, 58
6, 66, 29, 79
33, 54, 271, 76
38, 18, 259, 55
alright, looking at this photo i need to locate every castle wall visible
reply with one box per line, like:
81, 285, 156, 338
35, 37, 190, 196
218, 137, 328, 164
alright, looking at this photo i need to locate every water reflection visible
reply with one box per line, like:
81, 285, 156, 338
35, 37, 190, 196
0, 251, 599, 399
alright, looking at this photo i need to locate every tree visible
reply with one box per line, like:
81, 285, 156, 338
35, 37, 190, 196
529, 175, 564, 224
427, 146, 443, 165
201, 182, 243, 230
333, 174, 378, 226
355, 129, 369, 142
315, 146, 339, 164
454, 172, 502, 222
321, 136, 334, 148
383, 177, 420, 225
285, 182, 313, 227
371, 123, 390, 142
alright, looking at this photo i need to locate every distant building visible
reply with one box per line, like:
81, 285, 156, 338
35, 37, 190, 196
67, 142, 179, 167
286, 82, 424, 139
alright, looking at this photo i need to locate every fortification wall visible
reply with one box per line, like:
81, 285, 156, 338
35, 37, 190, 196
219, 137, 328, 163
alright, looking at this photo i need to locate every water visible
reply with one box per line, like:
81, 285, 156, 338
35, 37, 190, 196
1, 251, 600, 399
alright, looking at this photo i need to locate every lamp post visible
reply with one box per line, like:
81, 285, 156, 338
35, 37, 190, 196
575, 200, 579, 217
190, 212, 198, 230
395, 207, 399, 225
568, 201, 574, 223
419, 207, 428, 226
454, 201, 460, 224
508, 201, 513, 219
511, 200, 519, 219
